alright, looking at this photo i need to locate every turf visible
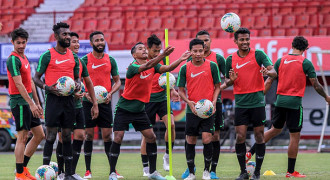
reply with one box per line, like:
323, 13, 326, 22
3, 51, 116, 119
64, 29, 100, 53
1, 152, 330, 179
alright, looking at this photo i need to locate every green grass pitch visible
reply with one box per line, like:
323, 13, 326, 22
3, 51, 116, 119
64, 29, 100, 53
1, 152, 330, 179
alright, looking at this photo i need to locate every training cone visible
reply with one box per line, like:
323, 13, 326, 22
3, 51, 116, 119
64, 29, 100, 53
165, 175, 176, 180
263, 170, 276, 176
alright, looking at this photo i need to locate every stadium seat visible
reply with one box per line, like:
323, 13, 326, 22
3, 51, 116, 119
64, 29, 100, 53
183, 0, 196, 4
84, 20, 97, 33
259, 29, 272, 37
109, 7, 122, 19
270, 3, 280, 15
132, 0, 145, 5
317, 28, 327, 36
97, 7, 110, 19
120, 0, 132, 6
13, 9, 28, 21
135, 6, 148, 18
1, 9, 14, 21
14, 0, 26, 7
158, 0, 171, 5
84, 7, 97, 19
125, 19, 136, 31
255, 16, 269, 29
174, 17, 188, 30
187, 18, 198, 30
82, 0, 96, 7
111, 32, 125, 45
252, 3, 267, 16
103, 32, 112, 44
148, 18, 162, 31
218, 31, 231, 39
71, 19, 84, 32
282, 15, 296, 28
168, 31, 178, 39
286, 29, 299, 36
199, 4, 213, 17
126, 32, 138, 45
125, 6, 135, 19
152, 31, 165, 40
161, 6, 173, 17
241, 16, 255, 29
72, 7, 85, 20
293, 2, 306, 15
49, 34, 55, 42
148, 6, 160, 18
178, 31, 191, 39
209, 0, 221, 3
199, 17, 215, 30
137, 31, 150, 43
273, 29, 285, 36
26, 0, 41, 8
322, 14, 330, 27
296, 15, 309, 28
173, 5, 187, 17
162, 18, 175, 30
186, 5, 198, 17
309, 15, 323, 28
306, 2, 320, 14
135, 18, 149, 31
320, 2, 330, 14
145, 0, 158, 5
207, 30, 218, 39
2, 0, 14, 8
170, 0, 183, 5
272, 15, 282, 28
300, 28, 313, 36
213, 4, 226, 17
108, 0, 120, 5
78, 32, 88, 40
239, 4, 252, 16
95, 0, 108, 6
109, 19, 123, 31
97, 20, 110, 31
278, 3, 293, 15
0, 21, 18, 34
227, 4, 239, 14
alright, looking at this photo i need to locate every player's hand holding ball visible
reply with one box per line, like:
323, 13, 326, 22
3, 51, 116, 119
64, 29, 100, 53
188, 100, 197, 115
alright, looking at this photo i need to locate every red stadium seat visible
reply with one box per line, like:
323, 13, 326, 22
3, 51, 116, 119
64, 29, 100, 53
162, 18, 175, 29
306, 2, 320, 14
320, 2, 330, 14
71, 19, 84, 32
111, 32, 125, 45
207, 30, 218, 39
135, 18, 149, 31
273, 29, 285, 36
174, 17, 188, 30
120, 0, 132, 6
108, 0, 120, 5
97, 19, 110, 31
239, 4, 252, 17
109, 7, 122, 19
14, 0, 26, 7
103, 32, 111, 44
26, 0, 40, 8
137, 31, 150, 43
255, 16, 269, 29
148, 18, 162, 31
296, 15, 309, 28
213, 4, 226, 17
170, 0, 183, 5
152, 31, 165, 40
125, 19, 136, 31
13, 9, 28, 21
78, 32, 88, 40
259, 29, 272, 37
158, 0, 171, 5
160, 6, 173, 17
2, 0, 14, 8
168, 31, 178, 39
218, 31, 231, 39
126, 32, 138, 45
199, 4, 213, 17
183, 0, 196, 4
252, 3, 267, 16
300, 28, 313, 36
271, 3, 280, 15
0, 21, 18, 34
293, 2, 306, 15
322, 14, 330, 27
286, 29, 299, 36
132, 0, 145, 5
84, 7, 97, 19
249, 29, 258, 37
135, 6, 148, 18
241, 16, 255, 29
186, 5, 198, 17
278, 3, 293, 15
317, 28, 327, 36
1, 9, 14, 21
309, 15, 323, 28
82, 0, 96, 7
148, 6, 160, 18
227, 4, 239, 14
187, 18, 198, 30
109, 19, 123, 31
272, 15, 282, 28
97, 7, 109, 19
282, 15, 295, 28
178, 31, 191, 39
199, 17, 215, 30
145, 0, 158, 5
72, 7, 85, 20
173, 5, 187, 17
84, 20, 97, 32
125, 6, 135, 19
49, 34, 55, 42
95, 0, 108, 6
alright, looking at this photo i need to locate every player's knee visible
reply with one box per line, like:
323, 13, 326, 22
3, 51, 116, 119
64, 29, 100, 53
254, 133, 264, 144
75, 133, 85, 141
62, 133, 71, 142
114, 135, 123, 144
85, 133, 94, 141
103, 134, 112, 142
212, 133, 220, 141
37, 132, 46, 142
236, 133, 246, 143
17, 134, 28, 144
46, 132, 57, 142
145, 133, 156, 143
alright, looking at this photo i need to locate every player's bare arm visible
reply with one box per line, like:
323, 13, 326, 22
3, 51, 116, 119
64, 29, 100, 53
212, 83, 221, 113
138, 46, 174, 73
264, 77, 275, 94
170, 89, 180, 102
260, 65, 277, 78
105, 75, 121, 104
33, 72, 61, 96
309, 77, 330, 103
225, 69, 238, 87
178, 87, 197, 115
83, 76, 99, 119
158, 51, 191, 73
31, 79, 43, 118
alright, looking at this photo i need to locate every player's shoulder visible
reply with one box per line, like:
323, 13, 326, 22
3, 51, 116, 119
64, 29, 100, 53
108, 54, 116, 61
210, 61, 218, 66
255, 49, 268, 56
6, 55, 19, 64
302, 58, 314, 66
40, 49, 51, 58
226, 54, 233, 60
81, 54, 88, 60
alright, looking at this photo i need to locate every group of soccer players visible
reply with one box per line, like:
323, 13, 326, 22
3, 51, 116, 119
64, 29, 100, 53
7, 21, 330, 180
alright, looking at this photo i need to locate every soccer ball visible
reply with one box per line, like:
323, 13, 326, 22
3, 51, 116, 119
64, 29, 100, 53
35, 165, 56, 180
158, 73, 176, 89
195, 99, 214, 119
78, 82, 85, 94
246, 161, 256, 177
56, 76, 75, 96
221, 12, 241, 33
94, 85, 108, 104
49, 162, 58, 177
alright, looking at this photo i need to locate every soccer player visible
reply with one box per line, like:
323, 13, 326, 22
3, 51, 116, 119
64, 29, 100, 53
108, 43, 190, 180
177, 39, 221, 180
224, 28, 277, 180
56, 32, 99, 180
182, 30, 226, 180
33, 22, 81, 180
140, 34, 179, 176
81, 31, 122, 179
246, 36, 330, 178
8, 28, 45, 180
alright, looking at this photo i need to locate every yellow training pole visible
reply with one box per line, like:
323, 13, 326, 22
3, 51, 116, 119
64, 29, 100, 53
164, 29, 176, 180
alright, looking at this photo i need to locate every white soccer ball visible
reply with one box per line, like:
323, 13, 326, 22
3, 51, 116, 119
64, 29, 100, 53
158, 73, 176, 89
221, 12, 241, 33
195, 99, 214, 119
94, 85, 108, 104
56, 76, 75, 96
35, 165, 56, 180
246, 161, 256, 177
49, 162, 58, 177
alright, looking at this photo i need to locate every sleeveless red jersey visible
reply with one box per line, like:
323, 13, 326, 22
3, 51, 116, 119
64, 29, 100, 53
277, 54, 306, 97
205, 51, 217, 64
85, 53, 112, 92
45, 48, 76, 86
122, 61, 156, 103
231, 49, 264, 94
151, 59, 164, 94
7, 52, 32, 95
186, 60, 214, 102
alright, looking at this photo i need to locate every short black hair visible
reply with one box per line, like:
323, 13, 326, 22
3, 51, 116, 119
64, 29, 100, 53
89, 31, 104, 42
70, 32, 79, 39
189, 38, 204, 50
292, 36, 309, 51
234, 27, 250, 40
147, 34, 161, 48
131, 42, 144, 55
196, 30, 210, 38
11, 28, 29, 41
52, 22, 70, 35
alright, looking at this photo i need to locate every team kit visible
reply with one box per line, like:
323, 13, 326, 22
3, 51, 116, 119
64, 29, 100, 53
7, 22, 330, 180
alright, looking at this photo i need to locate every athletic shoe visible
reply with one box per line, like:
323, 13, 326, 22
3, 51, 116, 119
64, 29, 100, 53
116, 170, 124, 179
181, 167, 196, 179
202, 170, 211, 180
15, 173, 30, 180
148, 171, 166, 180
72, 174, 84, 180
235, 172, 249, 180
84, 170, 92, 179
23, 167, 36, 180
245, 152, 252, 163
184, 173, 196, 180
163, 153, 169, 171
109, 172, 118, 180
286, 171, 306, 178
250, 174, 260, 180
143, 167, 150, 177
58, 173, 65, 180
64, 175, 79, 180
210, 171, 219, 179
